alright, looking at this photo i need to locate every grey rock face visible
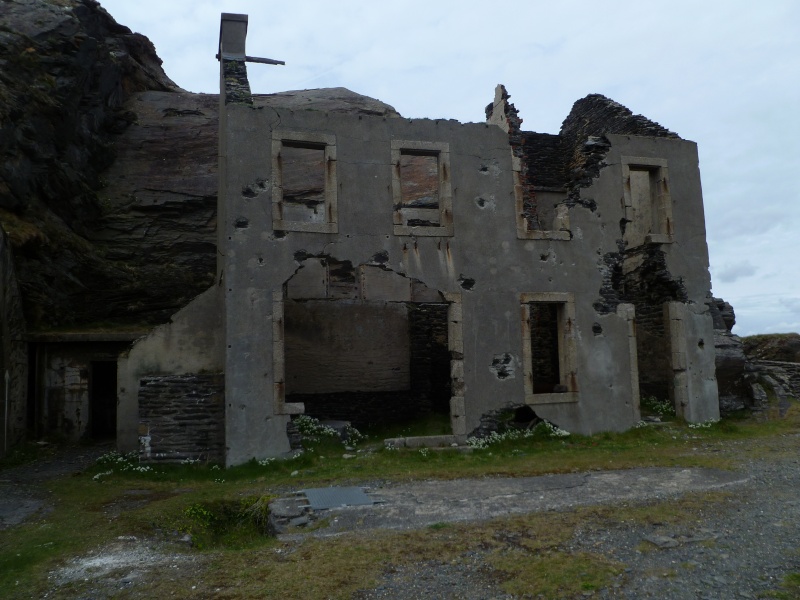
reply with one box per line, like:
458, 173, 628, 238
0, 2, 402, 330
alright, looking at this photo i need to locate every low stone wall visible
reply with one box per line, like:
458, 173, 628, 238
138, 373, 224, 463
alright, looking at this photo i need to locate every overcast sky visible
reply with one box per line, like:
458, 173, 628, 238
98, 0, 799, 336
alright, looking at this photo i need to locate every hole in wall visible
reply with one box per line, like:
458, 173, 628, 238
490, 353, 516, 380
458, 275, 475, 291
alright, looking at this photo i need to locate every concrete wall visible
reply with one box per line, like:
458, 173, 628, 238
0, 228, 27, 456
117, 286, 223, 453
219, 103, 648, 459
215, 16, 717, 463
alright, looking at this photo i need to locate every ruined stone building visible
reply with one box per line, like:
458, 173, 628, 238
114, 13, 719, 465
0, 5, 721, 464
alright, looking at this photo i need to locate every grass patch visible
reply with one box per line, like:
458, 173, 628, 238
366, 412, 453, 439
0, 404, 797, 597
0, 441, 58, 469
765, 572, 800, 599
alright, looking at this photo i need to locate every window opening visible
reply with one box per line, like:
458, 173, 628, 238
272, 131, 337, 233
280, 142, 326, 224
399, 152, 440, 227
528, 302, 561, 394
622, 156, 672, 246
520, 292, 578, 405
90, 361, 117, 439
391, 140, 453, 236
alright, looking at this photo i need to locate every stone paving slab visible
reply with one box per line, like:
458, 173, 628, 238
291, 467, 748, 537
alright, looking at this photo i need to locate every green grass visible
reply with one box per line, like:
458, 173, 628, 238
0, 401, 797, 598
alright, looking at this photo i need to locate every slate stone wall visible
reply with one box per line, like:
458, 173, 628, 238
623, 246, 688, 402
138, 373, 224, 463
0, 228, 27, 456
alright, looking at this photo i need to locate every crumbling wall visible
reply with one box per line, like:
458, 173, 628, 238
559, 95, 677, 213
138, 373, 224, 463
559, 94, 679, 174
486, 86, 567, 231
281, 258, 451, 428
284, 300, 411, 394
623, 246, 688, 401
286, 301, 450, 428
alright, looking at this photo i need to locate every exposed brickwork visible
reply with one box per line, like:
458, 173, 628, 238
623, 246, 688, 401
560, 94, 677, 210
521, 132, 566, 189
138, 373, 225, 463
560, 94, 678, 168
287, 391, 430, 429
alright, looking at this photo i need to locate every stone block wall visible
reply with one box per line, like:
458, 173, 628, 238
138, 373, 224, 463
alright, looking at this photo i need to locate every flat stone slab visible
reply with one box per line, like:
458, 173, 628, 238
302, 486, 374, 510
290, 467, 748, 537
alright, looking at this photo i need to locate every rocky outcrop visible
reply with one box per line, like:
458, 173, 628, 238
710, 298, 799, 413
255, 87, 400, 117
0, 1, 401, 331
0, 0, 184, 328
708, 297, 750, 412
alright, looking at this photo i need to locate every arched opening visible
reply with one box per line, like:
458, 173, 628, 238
278, 258, 454, 430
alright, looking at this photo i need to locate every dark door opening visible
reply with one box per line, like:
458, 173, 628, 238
90, 361, 117, 439
529, 302, 562, 394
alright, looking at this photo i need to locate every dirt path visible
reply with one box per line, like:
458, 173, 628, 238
0, 443, 111, 529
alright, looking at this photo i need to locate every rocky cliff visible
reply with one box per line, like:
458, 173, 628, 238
0, 0, 401, 331
0, 0, 220, 329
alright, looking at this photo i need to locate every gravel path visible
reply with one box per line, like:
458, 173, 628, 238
353, 434, 800, 599
0, 443, 111, 529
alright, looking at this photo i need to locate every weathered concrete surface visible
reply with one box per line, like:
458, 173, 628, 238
287, 467, 747, 536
